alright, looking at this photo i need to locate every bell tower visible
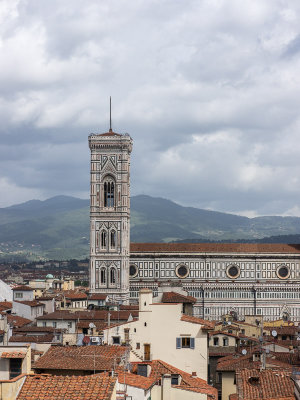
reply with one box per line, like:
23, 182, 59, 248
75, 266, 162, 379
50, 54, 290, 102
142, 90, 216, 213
88, 123, 133, 303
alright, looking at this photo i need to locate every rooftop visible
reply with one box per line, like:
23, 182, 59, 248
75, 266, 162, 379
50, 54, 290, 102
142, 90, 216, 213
17, 373, 116, 400
12, 285, 33, 291
130, 242, 300, 254
162, 291, 196, 304
33, 345, 127, 372
124, 359, 218, 398
236, 368, 294, 400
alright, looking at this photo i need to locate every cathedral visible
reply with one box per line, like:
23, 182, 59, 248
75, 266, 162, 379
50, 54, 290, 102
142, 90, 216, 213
88, 128, 300, 321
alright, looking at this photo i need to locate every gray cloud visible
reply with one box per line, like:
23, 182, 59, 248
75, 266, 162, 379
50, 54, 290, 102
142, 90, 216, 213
1, 0, 300, 217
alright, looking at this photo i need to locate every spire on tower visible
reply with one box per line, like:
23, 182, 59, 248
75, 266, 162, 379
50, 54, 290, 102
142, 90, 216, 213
109, 96, 112, 132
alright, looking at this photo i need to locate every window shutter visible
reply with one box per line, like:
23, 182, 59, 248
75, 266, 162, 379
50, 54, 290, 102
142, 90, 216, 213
176, 338, 181, 349
190, 338, 195, 349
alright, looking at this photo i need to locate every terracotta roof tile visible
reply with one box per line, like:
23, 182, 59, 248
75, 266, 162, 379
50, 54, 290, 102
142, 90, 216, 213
217, 352, 293, 372
130, 243, 300, 254
162, 291, 196, 304
181, 314, 215, 329
1, 351, 26, 358
117, 370, 154, 389
97, 129, 122, 137
9, 334, 54, 343
15, 300, 44, 307
37, 309, 138, 321
33, 345, 127, 372
124, 360, 217, 398
12, 285, 33, 291
14, 326, 63, 333
17, 373, 116, 400
88, 294, 108, 301
6, 314, 32, 328
64, 290, 88, 300
0, 301, 12, 308
236, 368, 294, 400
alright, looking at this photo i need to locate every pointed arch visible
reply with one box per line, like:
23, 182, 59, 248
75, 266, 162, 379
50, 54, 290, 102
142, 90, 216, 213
110, 230, 116, 249
100, 267, 106, 285
110, 267, 117, 286
103, 176, 115, 207
101, 230, 107, 249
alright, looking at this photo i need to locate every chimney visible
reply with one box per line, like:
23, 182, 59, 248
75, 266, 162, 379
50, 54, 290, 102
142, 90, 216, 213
162, 374, 172, 400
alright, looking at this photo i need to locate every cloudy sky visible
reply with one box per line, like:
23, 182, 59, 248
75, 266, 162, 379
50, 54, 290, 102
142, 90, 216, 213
1, 0, 300, 217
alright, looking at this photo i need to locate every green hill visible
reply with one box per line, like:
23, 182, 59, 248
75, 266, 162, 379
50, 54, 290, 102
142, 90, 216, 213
0, 194, 300, 261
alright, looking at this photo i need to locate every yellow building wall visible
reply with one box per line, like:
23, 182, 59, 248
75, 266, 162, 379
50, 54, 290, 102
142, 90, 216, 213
222, 371, 236, 400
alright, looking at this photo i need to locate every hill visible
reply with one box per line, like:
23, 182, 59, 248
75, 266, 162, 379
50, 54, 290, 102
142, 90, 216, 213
0, 194, 300, 261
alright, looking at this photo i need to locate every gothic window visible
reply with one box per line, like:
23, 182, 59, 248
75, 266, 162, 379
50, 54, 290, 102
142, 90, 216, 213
110, 268, 116, 285
100, 268, 106, 285
101, 231, 107, 249
104, 178, 115, 207
110, 230, 116, 249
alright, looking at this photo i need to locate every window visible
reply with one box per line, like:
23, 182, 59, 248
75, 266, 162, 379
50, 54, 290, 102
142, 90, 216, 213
223, 338, 229, 346
101, 231, 107, 249
110, 230, 116, 248
175, 264, 189, 278
137, 364, 148, 377
176, 337, 195, 349
9, 358, 22, 379
213, 337, 219, 346
129, 264, 138, 278
68, 322, 72, 329
15, 292, 23, 299
100, 268, 106, 284
226, 265, 240, 279
53, 322, 57, 328
43, 322, 47, 327
276, 265, 290, 279
136, 342, 140, 349
112, 336, 120, 344
104, 179, 115, 207
171, 374, 179, 385
110, 268, 116, 285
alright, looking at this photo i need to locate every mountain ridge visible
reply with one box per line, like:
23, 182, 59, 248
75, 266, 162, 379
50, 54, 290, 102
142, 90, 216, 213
1, 194, 300, 261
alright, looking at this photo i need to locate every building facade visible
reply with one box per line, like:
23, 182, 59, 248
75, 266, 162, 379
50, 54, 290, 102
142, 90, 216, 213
89, 128, 300, 320
129, 243, 300, 321
88, 128, 133, 302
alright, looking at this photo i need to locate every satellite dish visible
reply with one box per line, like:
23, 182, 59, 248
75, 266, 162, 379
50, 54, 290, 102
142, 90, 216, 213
89, 322, 96, 329
271, 330, 277, 337
242, 349, 247, 355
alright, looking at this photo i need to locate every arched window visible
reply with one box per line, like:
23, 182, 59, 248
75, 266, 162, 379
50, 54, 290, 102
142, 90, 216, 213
104, 178, 115, 207
110, 230, 116, 249
101, 231, 107, 249
100, 268, 106, 285
110, 268, 116, 285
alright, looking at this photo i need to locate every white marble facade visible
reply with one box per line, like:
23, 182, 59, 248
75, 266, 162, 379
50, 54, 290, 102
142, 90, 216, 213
89, 130, 300, 319
129, 244, 300, 321
88, 130, 132, 303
